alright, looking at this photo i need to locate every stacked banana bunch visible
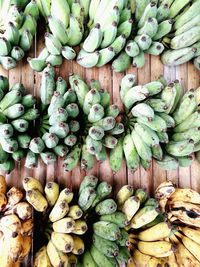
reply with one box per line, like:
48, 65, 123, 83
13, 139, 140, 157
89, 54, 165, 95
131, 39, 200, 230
0, 0, 39, 70
159, 86, 200, 170
111, 73, 178, 173
0, 75, 39, 173
26, 65, 80, 168
0, 175, 33, 266
77, 175, 131, 266
161, 0, 200, 70
22, 177, 86, 267
63, 73, 124, 172
122, 0, 171, 70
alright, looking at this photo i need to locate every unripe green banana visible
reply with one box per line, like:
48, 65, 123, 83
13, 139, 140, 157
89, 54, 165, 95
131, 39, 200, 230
138, 2, 157, 28
46, 54, 62, 66
89, 126, 105, 141
0, 124, 14, 138
175, 14, 200, 36
51, 0, 70, 28
137, 114, 167, 133
11, 46, 25, 61
77, 49, 100, 68
83, 88, 101, 115
81, 143, 94, 170
112, 51, 131, 72
11, 119, 29, 132
111, 34, 126, 54
138, 17, 158, 38
117, 19, 133, 38
0, 37, 11, 56
135, 122, 159, 147
119, 7, 131, 24
61, 46, 76, 60
131, 103, 154, 121
83, 23, 103, 52
166, 139, 195, 157
0, 56, 17, 70
135, 34, 152, 51
123, 85, 149, 109
157, 3, 170, 23
110, 137, 123, 173
145, 42, 164, 56
152, 144, 163, 160
132, 51, 145, 68
45, 32, 62, 55
48, 16, 68, 45
123, 134, 140, 172
4, 22, 20, 45
100, 21, 118, 48
19, 14, 37, 36
96, 46, 115, 67
153, 19, 173, 40
157, 112, 175, 128
67, 15, 83, 46
19, 29, 33, 51
160, 82, 177, 114
135, 0, 150, 22
120, 74, 136, 101
125, 40, 140, 57
64, 134, 77, 146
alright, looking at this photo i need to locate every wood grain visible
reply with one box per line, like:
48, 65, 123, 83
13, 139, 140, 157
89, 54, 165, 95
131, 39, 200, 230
0, 41, 199, 197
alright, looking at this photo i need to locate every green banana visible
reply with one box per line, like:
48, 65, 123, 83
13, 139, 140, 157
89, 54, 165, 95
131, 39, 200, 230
123, 134, 140, 172
166, 139, 195, 157
110, 137, 123, 173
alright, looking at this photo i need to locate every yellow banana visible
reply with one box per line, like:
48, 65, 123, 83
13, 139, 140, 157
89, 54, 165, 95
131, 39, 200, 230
116, 185, 134, 208
181, 226, 200, 245
26, 189, 48, 212
57, 188, 74, 204
49, 200, 69, 223
122, 196, 140, 222
21, 218, 33, 236
72, 235, 85, 255
71, 219, 88, 235
131, 248, 151, 267
47, 240, 69, 266
67, 253, 77, 266
6, 187, 23, 206
45, 182, 59, 207
68, 205, 83, 220
127, 258, 137, 267
155, 181, 175, 212
0, 214, 21, 237
137, 222, 172, 241
52, 217, 75, 233
181, 235, 200, 262
137, 240, 174, 258
168, 252, 179, 267
0, 175, 6, 194
169, 188, 200, 204
0, 236, 13, 267
148, 256, 165, 267
51, 232, 74, 253
23, 177, 43, 193
34, 245, 52, 267
12, 202, 32, 220
5, 233, 24, 262
0, 193, 7, 211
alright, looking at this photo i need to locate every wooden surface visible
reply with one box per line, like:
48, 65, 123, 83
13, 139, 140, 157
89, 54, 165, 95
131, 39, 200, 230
0, 35, 200, 196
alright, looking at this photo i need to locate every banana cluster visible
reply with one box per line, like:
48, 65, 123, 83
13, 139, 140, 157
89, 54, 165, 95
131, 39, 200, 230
0, 175, 33, 266
0, 0, 39, 70
161, 0, 200, 70
159, 86, 200, 170
22, 177, 86, 267
78, 175, 131, 266
111, 73, 177, 173
0, 75, 39, 173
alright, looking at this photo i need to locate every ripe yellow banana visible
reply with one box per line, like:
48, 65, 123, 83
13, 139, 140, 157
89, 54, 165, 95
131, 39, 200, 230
0, 236, 13, 267
71, 219, 88, 235
155, 181, 176, 212
137, 240, 174, 258
181, 235, 200, 262
137, 222, 172, 241
18, 235, 32, 262
11, 202, 32, 220
34, 245, 52, 267
68, 205, 83, 220
53, 217, 75, 233
116, 185, 134, 208
122, 196, 140, 222
23, 177, 43, 193
57, 188, 74, 204
67, 253, 77, 266
0, 175, 6, 194
6, 187, 23, 207
169, 188, 200, 204
47, 240, 69, 266
49, 200, 69, 222
45, 182, 59, 207
0, 214, 22, 237
72, 235, 85, 255
5, 233, 24, 262
26, 189, 48, 212
131, 248, 151, 266
181, 226, 200, 245
51, 232, 74, 253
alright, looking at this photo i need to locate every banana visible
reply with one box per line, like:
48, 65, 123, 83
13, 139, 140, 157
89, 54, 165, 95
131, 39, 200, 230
34, 246, 52, 267
52, 217, 75, 234
137, 114, 167, 133
47, 240, 69, 267
117, 19, 133, 38
44, 33, 62, 56
78, 186, 97, 211
132, 51, 145, 68
67, 253, 78, 266
82, 250, 97, 267
4, 22, 20, 45
109, 137, 123, 173
137, 222, 172, 241
68, 205, 83, 220
44, 182, 59, 207
160, 82, 177, 114
116, 185, 134, 208
138, 240, 174, 258
71, 219, 88, 235
157, 2, 170, 23
67, 15, 83, 46
18, 235, 32, 261
51, 232, 74, 253
83, 23, 102, 52
158, 112, 175, 128
6, 187, 23, 207
0, 214, 21, 237
134, 123, 159, 147
51, 0, 70, 28
21, 218, 33, 236
181, 235, 200, 262
169, 188, 200, 204
169, 0, 191, 18
112, 51, 131, 72
166, 139, 194, 157
131, 248, 151, 267
175, 14, 200, 36
0, 236, 14, 267
123, 85, 149, 109
111, 34, 126, 54
135, 0, 150, 22
138, 17, 158, 38
130, 206, 159, 229
96, 46, 115, 67
90, 245, 116, 267
125, 40, 140, 57
26, 189, 48, 212
5, 232, 24, 262
77, 49, 100, 68
101, 21, 118, 48
23, 177, 43, 193
138, 2, 157, 28
194, 56, 200, 71
61, 45, 76, 60
122, 196, 140, 222
0, 193, 7, 211
49, 200, 69, 223
72, 235, 85, 255
89, 0, 101, 22
123, 134, 140, 172
161, 47, 197, 67
0, 175, 6, 194
48, 16, 68, 45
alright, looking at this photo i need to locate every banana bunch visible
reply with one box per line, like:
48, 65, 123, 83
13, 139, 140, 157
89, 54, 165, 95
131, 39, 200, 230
0, 75, 39, 173
77, 175, 131, 266
159, 86, 200, 170
0, 175, 33, 266
110, 73, 177, 173
161, 0, 200, 70
26, 65, 80, 168
22, 176, 86, 267
0, 0, 39, 70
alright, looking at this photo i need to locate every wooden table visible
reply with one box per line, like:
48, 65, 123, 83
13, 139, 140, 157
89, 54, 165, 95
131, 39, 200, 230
1, 34, 200, 196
